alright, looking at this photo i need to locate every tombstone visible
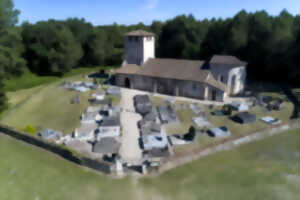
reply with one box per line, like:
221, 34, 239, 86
71, 94, 80, 104
116, 158, 124, 176
142, 164, 148, 175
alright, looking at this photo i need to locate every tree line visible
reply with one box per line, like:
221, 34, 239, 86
1, 0, 300, 112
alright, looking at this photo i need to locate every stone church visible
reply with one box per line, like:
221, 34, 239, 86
115, 30, 247, 101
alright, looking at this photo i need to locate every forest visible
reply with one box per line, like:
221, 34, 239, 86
0, 0, 300, 111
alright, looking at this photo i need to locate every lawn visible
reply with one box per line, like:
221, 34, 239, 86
0, 65, 120, 134
140, 128, 300, 200
4, 66, 115, 92
154, 93, 294, 153
0, 74, 105, 134
0, 134, 134, 200
1, 127, 299, 200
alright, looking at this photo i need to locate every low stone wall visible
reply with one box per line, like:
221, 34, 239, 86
0, 124, 113, 174
158, 119, 300, 173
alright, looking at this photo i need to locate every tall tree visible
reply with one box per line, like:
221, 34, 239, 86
83, 28, 114, 66
0, 0, 25, 111
0, 0, 19, 29
22, 20, 83, 75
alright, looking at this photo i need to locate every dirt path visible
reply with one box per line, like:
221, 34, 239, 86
119, 88, 143, 165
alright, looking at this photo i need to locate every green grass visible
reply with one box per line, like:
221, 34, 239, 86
0, 66, 119, 134
4, 66, 115, 92
4, 70, 59, 92
1, 127, 300, 200
208, 102, 294, 136
1, 75, 98, 134
0, 133, 134, 200
160, 94, 294, 153
140, 128, 300, 200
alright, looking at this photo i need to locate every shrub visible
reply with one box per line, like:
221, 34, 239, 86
24, 125, 36, 135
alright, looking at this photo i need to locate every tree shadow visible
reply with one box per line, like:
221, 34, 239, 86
282, 86, 300, 119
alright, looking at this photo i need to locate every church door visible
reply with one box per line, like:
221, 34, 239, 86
125, 78, 131, 88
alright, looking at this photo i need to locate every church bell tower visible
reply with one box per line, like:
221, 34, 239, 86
124, 30, 155, 66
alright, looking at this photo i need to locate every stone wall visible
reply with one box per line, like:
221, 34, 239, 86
0, 124, 113, 175
116, 74, 225, 101
124, 36, 144, 65
210, 65, 246, 95
124, 36, 155, 65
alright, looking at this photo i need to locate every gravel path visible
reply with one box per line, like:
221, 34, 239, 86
119, 88, 144, 165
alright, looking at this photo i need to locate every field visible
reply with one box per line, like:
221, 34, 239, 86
3, 66, 114, 92
1, 128, 300, 200
0, 133, 134, 200
0, 67, 114, 134
140, 128, 300, 200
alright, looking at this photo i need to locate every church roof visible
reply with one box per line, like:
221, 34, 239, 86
116, 58, 227, 91
210, 55, 247, 68
125, 30, 155, 37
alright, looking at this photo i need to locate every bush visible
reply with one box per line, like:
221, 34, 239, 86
184, 126, 196, 141
24, 125, 36, 135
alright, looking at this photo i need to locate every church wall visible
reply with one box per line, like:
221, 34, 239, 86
115, 74, 226, 101
142, 37, 155, 64
228, 67, 246, 95
210, 65, 246, 95
124, 37, 144, 65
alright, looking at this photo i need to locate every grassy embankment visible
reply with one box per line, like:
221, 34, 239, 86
0, 127, 300, 200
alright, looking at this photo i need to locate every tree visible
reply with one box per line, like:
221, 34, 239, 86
0, 0, 23, 112
22, 20, 83, 75
287, 16, 300, 85
83, 28, 114, 66
158, 15, 207, 59
0, 0, 20, 29
0, 27, 26, 76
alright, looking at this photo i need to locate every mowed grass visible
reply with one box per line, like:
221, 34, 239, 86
140, 128, 300, 200
1, 128, 299, 200
4, 66, 115, 92
0, 134, 134, 200
1, 75, 95, 134
159, 95, 294, 153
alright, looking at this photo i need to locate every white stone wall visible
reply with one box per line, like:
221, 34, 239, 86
210, 66, 246, 95
124, 36, 155, 65
228, 67, 246, 95
142, 36, 155, 64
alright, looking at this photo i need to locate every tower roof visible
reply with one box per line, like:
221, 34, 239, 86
125, 30, 155, 37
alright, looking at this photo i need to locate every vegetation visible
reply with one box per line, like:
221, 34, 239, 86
22, 20, 83, 76
24, 124, 36, 135
1, 75, 95, 134
1, 125, 300, 199
141, 128, 300, 200
0, 133, 134, 200
1, 0, 300, 111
